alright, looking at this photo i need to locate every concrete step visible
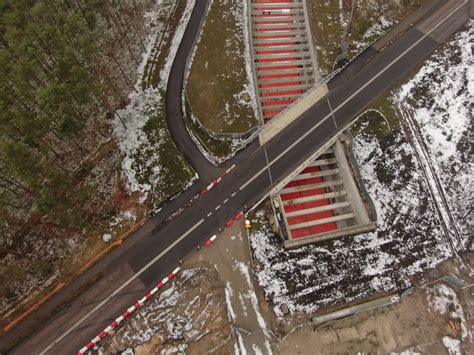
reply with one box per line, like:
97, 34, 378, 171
291, 168, 340, 181
258, 83, 313, 93
280, 179, 344, 194
306, 158, 338, 167
254, 44, 310, 53
253, 18, 304, 24
255, 58, 312, 68
260, 92, 305, 100
285, 201, 352, 218
254, 23, 306, 31
282, 190, 347, 206
253, 29, 308, 37
254, 50, 311, 60
289, 213, 355, 230
258, 74, 312, 84
253, 37, 308, 45
261, 101, 297, 110
251, 3, 304, 10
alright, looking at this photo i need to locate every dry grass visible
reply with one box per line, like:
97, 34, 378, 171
186, 0, 258, 134
307, 0, 429, 75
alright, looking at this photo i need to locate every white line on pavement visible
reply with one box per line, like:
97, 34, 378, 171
40, 219, 204, 354
239, 0, 466, 192
326, 97, 337, 128
231, 192, 237, 197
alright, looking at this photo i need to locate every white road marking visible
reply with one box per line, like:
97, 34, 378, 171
239, 165, 268, 190
326, 97, 337, 128
40, 219, 204, 355
231, 192, 237, 197
239, 0, 466, 192
207, 211, 213, 217
223, 198, 229, 204
263, 145, 274, 187
215, 205, 221, 210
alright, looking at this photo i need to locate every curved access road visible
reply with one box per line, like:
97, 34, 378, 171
165, 0, 217, 181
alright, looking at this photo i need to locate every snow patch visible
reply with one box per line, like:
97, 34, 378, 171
442, 336, 461, 355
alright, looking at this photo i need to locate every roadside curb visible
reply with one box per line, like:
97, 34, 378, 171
1, 217, 147, 336
80, 217, 147, 273
2, 282, 66, 334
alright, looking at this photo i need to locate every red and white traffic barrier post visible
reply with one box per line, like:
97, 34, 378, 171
77, 267, 181, 355
200, 164, 235, 195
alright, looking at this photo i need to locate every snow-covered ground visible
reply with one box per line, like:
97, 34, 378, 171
112, 1, 196, 207
395, 21, 473, 246
249, 24, 471, 317
250, 126, 452, 316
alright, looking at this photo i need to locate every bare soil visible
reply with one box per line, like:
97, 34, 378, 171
277, 255, 473, 354
95, 217, 473, 354
101, 265, 231, 354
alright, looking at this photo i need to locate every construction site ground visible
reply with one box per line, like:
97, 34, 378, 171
101, 219, 473, 354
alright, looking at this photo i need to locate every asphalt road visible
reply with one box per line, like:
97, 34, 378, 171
165, 0, 218, 181
3, 0, 470, 353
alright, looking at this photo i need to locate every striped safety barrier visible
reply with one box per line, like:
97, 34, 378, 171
77, 266, 181, 354
200, 164, 235, 195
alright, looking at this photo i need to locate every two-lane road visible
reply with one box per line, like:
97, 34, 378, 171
4, 0, 470, 353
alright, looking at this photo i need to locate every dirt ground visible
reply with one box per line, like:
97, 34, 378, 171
102, 219, 472, 354
278, 263, 473, 354
102, 264, 231, 354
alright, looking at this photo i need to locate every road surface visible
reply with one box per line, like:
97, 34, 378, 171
2, 0, 470, 353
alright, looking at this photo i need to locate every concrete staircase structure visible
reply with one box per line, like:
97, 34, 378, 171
249, 0, 319, 121
247, 1, 376, 247
272, 137, 376, 248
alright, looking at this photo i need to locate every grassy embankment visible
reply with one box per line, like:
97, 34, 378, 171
306, 0, 428, 75
186, 0, 258, 158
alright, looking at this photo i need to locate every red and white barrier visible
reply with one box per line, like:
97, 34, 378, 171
200, 164, 236, 195
204, 234, 217, 246
77, 223, 236, 354
77, 266, 181, 354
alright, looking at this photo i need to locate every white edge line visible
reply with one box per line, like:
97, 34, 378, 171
40, 218, 204, 355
